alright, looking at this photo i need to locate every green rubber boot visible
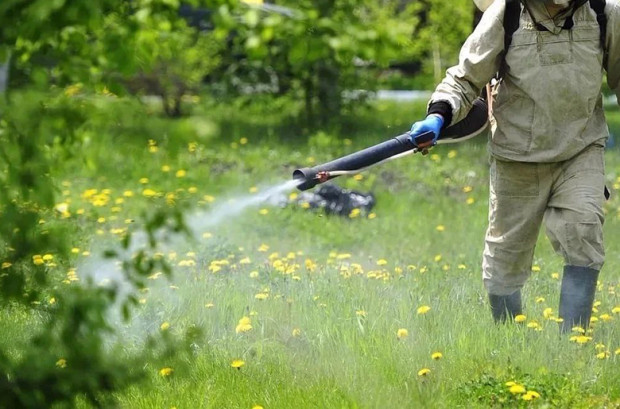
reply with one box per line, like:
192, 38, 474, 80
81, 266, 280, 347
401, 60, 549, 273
489, 289, 522, 323
559, 265, 599, 334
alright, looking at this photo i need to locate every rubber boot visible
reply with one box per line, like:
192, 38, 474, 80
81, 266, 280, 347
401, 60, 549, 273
559, 265, 599, 333
489, 289, 522, 323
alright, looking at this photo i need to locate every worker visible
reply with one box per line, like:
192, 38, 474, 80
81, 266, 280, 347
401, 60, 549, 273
409, 0, 620, 332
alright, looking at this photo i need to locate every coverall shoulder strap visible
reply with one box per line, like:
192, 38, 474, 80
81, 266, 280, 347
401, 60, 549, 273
589, 0, 608, 66
504, 0, 522, 53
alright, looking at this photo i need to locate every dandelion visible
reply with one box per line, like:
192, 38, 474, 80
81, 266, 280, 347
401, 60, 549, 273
292, 328, 301, 337
463, 185, 473, 193
543, 308, 554, 319
255, 293, 269, 300
159, 367, 173, 377
436, 225, 445, 232
596, 351, 610, 359
532, 265, 541, 272
397, 328, 409, 340
356, 310, 367, 318
259, 208, 269, 215
349, 208, 361, 218
160, 322, 170, 331
249, 271, 259, 278
249, 186, 258, 193
56, 358, 67, 368
368, 212, 377, 219
434, 254, 442, 262
431, 352, 443, 360
377, 259, 388, 266
448, 150, 457, 159
571, 335, 592, 344
32, 255, 44, 266
522, 390, 540, 401
466, 197, 475, 205
551, 272, 560, 280
252, 405, 263, 409
417, 305, 431, 315
353, 174, 364, 181
417, 368, 431, 377
258, 244, 269, 252
535, 297, 545, 303
142, 189, 158, 197
235, 316, 253, 333
514, 314, 527, 323
230, 359, 245, 369
615, 348, 620, 355
527, 321, 541, 330
599, 313, 613, 322
175, 169, 186, 178
509, 384, 526, 394
612, 306, 620, 314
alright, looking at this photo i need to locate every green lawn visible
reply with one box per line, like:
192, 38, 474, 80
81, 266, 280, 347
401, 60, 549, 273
3, 95, 620, 408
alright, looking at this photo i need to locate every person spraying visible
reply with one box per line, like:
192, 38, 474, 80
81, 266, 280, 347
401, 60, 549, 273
410, 0, 620, 331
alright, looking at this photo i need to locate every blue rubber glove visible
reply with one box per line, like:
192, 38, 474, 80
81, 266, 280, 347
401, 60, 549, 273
409, 114, 444, 148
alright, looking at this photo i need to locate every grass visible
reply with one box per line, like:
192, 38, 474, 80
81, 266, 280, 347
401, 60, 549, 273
2, 93, 620, 408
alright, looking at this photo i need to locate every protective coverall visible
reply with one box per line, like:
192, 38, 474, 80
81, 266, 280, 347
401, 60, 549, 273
425, 0, 620, 330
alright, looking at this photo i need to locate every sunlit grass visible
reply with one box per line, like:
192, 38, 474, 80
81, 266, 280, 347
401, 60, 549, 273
3, 96, 620, 408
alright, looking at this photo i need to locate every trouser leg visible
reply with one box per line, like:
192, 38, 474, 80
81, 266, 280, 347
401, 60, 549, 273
483, 158, 549, 301
544, 144, 606, 332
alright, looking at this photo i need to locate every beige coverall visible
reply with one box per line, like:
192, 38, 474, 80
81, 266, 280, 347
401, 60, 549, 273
429, 0, 620, 296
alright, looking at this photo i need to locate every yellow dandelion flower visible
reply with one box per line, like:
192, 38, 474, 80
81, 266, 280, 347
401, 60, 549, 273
505, 381, 516, 387
258, 244, 269, 252
522, 390, 541, 401
377, 259, 388, 266
249, 186, 258, 193
160, 322, 170, 331
159, 367, 173, 377
252, 405, 263, 409
466, 197, 475, 205
514, 314, 527, 323
397, 328, 409, 340
255, 293, 269, 300
573, 335, 592, 345
543, 308, 554, 319
612, 306, 620, 314
599, 314, 612, 322
532, 265, 541, 272
356, 310, 367, 317
349, 208, 361, 218
417, 368, 431, 377
435, 225, 445, 232
249, 271, 259, 278
431, 352, 443, 360
175, 169, 186, 178
434, 254, 442, 262
353, 174, 364, 181
56, 358, 67, 368
258, 208, 269, 215
447, 150, 457, 159
235, 316, 253, 333
615, 348, 620, 355
417, 305, 431, 315
527, 321, 541, 330
142, 189, 158, 197
596, 351, 610, 359
368, 212, 377, 219
463, 185, 473, 193
535, 297, 545, 303
509, 384, 526, 394
551, 272, 560, 280
292, 328, 301, 337
33, 256, 44, 266
572, 326, 586, 334
230, 359, 245, 369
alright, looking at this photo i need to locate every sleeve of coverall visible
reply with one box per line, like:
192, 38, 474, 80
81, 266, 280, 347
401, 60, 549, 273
428, 1, 506, 126
607, 1, 620, 105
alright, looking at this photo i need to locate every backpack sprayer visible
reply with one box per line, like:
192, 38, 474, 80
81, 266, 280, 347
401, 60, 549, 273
293, 97, 489, 191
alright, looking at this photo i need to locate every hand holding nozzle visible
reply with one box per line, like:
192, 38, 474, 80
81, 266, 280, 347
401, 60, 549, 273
409, 114, 445, 153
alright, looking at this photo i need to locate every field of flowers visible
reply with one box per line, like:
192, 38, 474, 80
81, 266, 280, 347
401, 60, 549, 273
2, 96, 620, 408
